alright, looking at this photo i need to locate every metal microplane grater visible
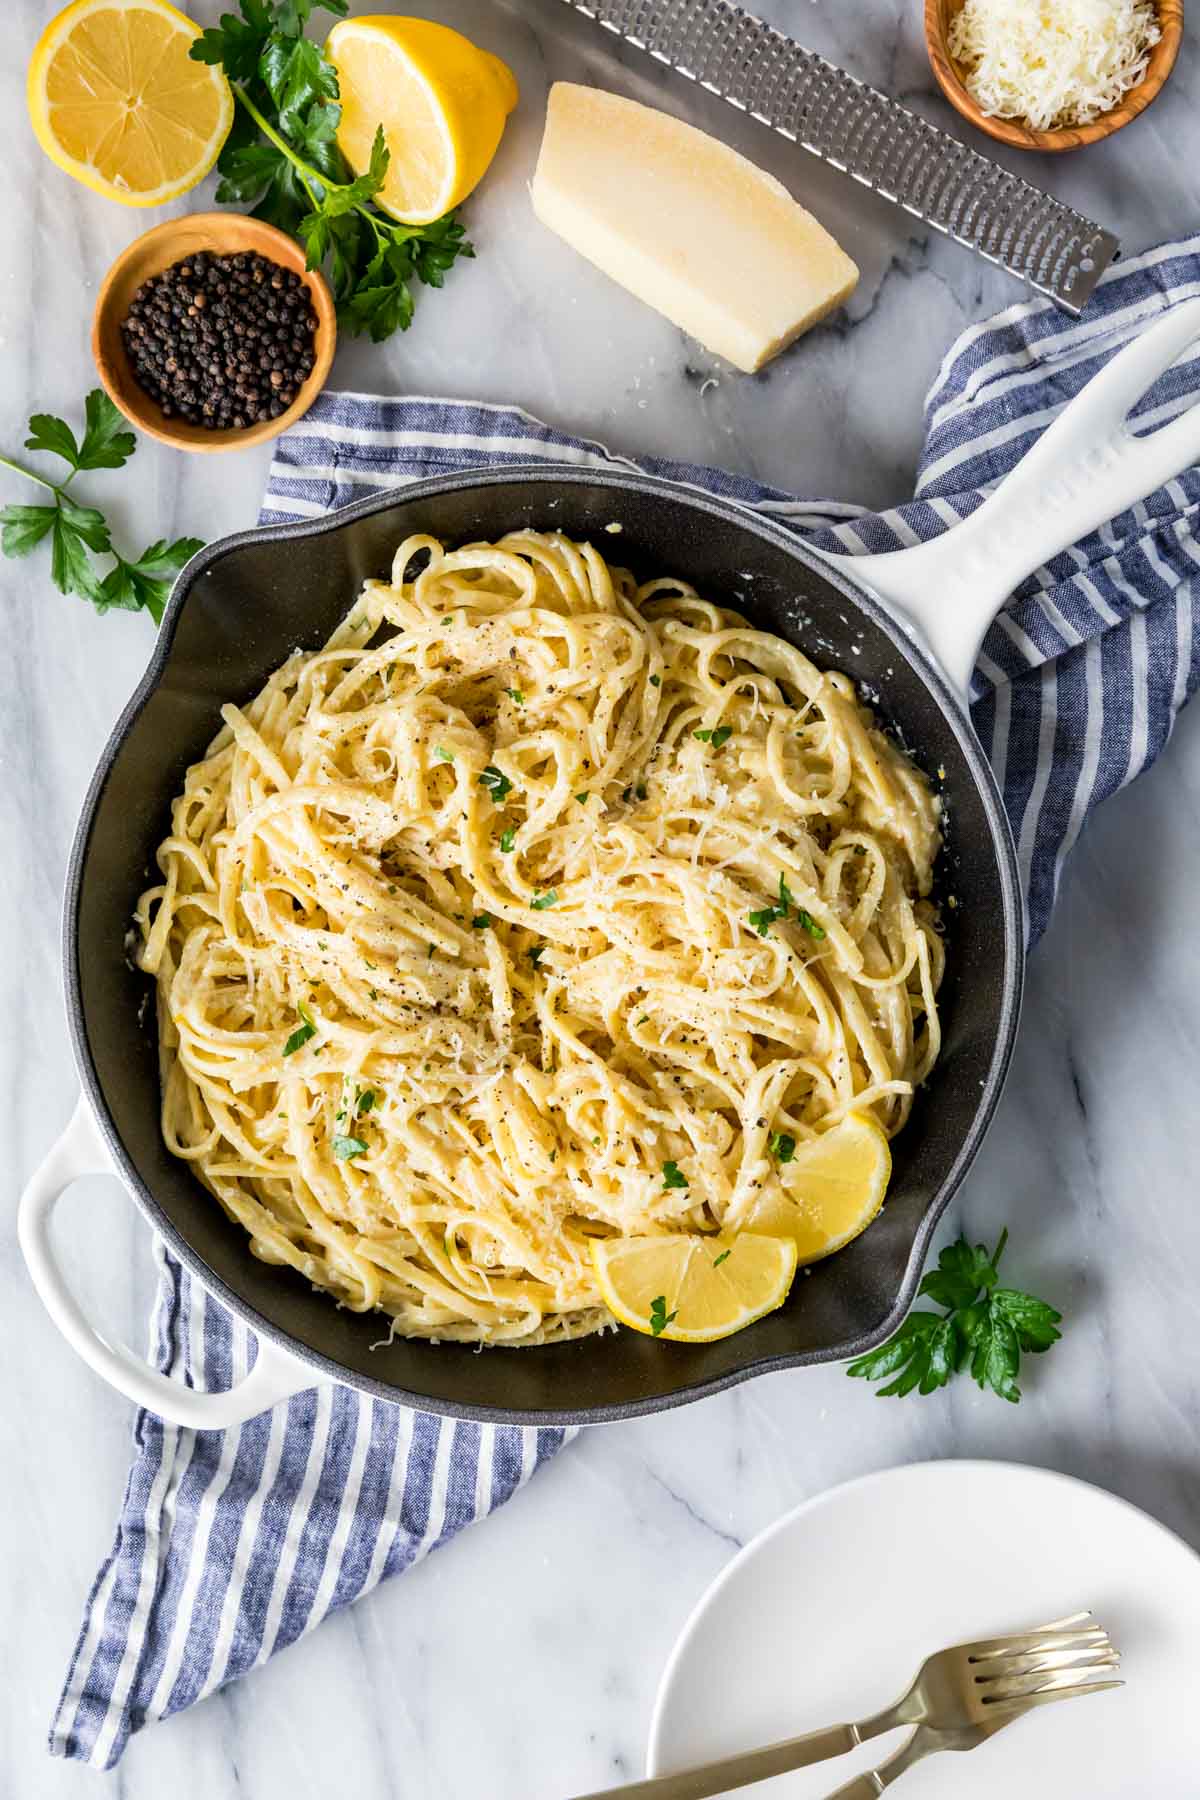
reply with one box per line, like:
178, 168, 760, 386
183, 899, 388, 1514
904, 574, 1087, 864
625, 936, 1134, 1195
559, 0, 1120, 314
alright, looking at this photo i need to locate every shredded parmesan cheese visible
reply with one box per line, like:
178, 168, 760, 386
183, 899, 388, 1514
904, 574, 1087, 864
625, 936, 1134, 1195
948, 0, 1161, 131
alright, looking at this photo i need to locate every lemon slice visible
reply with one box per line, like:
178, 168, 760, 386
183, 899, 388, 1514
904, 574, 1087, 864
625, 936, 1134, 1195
327, 15, 518, 226
27, 0, 233, 208
743, 1113, 892, 1264
590, 1233, 797, 1343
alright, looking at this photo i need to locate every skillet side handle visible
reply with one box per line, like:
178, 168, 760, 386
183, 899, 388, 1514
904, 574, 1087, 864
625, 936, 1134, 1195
18, 1096, 321, 1430
820, 297, 1200, 701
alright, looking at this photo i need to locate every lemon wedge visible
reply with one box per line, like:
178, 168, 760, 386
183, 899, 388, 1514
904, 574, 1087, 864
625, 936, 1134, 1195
27, 0, 233, 208
743, 1113, 892, 1264
327, 15, 518, 226
590, 1233, 797, 1343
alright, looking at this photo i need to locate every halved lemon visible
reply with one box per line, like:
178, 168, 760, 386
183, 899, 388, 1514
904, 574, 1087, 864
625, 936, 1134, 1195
742, 1113, 892, 1264
27, 0, 233, 208
327, 15, 518, 226
590, 1233, 797, 1343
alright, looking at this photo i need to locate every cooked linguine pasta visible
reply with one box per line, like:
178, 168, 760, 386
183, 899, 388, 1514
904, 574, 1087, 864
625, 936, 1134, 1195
136, 530, 944, 1345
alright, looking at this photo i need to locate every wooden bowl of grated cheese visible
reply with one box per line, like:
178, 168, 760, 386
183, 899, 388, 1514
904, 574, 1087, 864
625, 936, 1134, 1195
925, 0, 1182, 152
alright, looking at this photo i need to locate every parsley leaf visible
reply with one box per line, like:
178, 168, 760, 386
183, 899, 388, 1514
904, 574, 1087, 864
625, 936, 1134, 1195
649, 1295, 677, 1336
332, 1134, 368, 1160
77, 390, 138, 471
747, 873, 822, 941
847, 1230, 1061, 1404
530, 889, 558, 910
282, 1002, 317, 1056
499, 827, 516, 854
575, 792, 589, 804
23, 412, 82, 469
479, 764, 513, 804
192, 0, 275, 81
1, 390, 202, 620
528, 944, 545, 967
768, 1131, 796, 1163
661, 1161, 688, 1190
472, 913, 491, 929
356, 1088, 378, 1114
506, 687, 524, 704
712, 1248, 731, 1268
0, 504, 57, 558
434, 745, 454, 763
98, 537, 204, 623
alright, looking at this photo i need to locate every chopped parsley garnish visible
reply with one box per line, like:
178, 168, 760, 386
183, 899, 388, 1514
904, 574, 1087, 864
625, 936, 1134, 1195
478, 764, 513, 804
694, 723, 733, 749
649, 673, 661, 687
505, 687, 524, 704
635, 782, 647, 800
712, 1248, 732, 1268
661, 1160, 688, 1190
434, 745, 454, 763
530, 889, 558, 910
768, 1131, 796, 1164
575, 791, 589, 804
356, 1089, 378, 1114
499, 827, 517, 853
332, 1134, 368, 1160
649, 1295, 677, 1336
637, 1014, 650, 1025
528, 944, 545, 967
472, 913, 491, 929
282, 1003, 316, 1056
846, 1230, 1063, 1403
748, 873, 811, 939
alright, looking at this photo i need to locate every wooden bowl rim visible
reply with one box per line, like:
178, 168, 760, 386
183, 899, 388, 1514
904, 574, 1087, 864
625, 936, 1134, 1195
91, 212, 336, 454
924, 0, 1184, 152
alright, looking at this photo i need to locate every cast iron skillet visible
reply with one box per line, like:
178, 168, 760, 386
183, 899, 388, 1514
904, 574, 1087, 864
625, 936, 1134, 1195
20, 300, 1200, 1427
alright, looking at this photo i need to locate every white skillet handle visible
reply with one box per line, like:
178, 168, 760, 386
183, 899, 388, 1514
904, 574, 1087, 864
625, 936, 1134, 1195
18, 1096, 320, 1430
821, 298, 1200, 699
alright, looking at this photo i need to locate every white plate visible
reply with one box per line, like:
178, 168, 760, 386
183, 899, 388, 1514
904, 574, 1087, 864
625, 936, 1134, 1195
649, 1460, 1200, 1796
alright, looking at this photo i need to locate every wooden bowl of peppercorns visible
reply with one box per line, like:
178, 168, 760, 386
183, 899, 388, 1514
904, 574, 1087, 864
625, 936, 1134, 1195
92, 213, 336, 453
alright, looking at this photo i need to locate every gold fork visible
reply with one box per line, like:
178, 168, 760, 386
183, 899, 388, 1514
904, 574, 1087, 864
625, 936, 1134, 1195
569, 1614, 1121, 1800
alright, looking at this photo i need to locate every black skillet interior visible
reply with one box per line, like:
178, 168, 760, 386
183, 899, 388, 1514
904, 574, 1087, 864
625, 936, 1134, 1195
67, 469, 1022, 1424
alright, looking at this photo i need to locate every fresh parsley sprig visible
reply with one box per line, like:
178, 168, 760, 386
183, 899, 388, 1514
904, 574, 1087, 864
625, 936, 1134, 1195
191, 0, 473, 343
0, 391, 202, 620
847, 1229, 1062, 1403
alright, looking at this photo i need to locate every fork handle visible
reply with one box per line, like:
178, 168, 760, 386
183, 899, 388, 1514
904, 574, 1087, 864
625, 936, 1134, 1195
569, 1723, 863, 1799
818, 1728, 931, 1797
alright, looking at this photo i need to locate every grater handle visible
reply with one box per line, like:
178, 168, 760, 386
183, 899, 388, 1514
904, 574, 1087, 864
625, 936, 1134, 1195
822, 299, 1200, 701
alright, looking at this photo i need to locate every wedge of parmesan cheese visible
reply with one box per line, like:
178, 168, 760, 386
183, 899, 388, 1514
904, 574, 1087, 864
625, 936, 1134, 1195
531, 84, 859, 374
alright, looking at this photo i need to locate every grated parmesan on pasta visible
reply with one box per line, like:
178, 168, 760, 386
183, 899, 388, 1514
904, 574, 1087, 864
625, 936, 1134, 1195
948, 0, 1161, 131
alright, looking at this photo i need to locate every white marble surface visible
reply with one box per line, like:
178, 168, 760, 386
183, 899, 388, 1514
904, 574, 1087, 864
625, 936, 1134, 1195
3, 0, 1200, 1794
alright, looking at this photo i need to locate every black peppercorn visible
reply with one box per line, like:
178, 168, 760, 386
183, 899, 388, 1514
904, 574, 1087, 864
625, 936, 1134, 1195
121, 249, 319, 431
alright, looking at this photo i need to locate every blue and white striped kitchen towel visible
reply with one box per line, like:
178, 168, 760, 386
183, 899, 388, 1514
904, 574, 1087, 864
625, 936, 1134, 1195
53, 233, 1200, 1766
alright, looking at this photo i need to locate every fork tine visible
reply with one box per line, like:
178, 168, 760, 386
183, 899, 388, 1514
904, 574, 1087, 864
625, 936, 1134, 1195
980, 1661, 1123, 1704
985, 1678, 1125, 1717
974, 1645, 1120, 1682
968, 1625, 1112, 1661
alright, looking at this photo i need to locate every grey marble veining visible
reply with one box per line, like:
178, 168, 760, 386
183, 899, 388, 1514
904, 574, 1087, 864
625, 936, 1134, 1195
3, 1, 1200, 1795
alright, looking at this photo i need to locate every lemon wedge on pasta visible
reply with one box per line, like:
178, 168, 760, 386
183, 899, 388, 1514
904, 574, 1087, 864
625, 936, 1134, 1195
742, 1113, 892, 1265
591, 1233, 797, 1343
